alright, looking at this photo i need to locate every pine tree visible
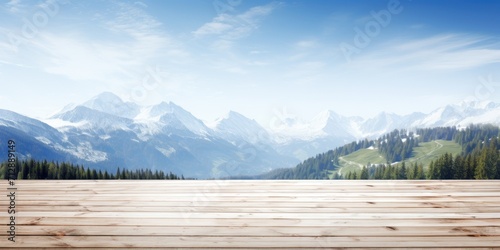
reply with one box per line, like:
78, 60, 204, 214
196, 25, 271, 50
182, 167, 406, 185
465, 155, 476, 179
416, 164, 425, 180
360, 166, 369, 180
475, 162, 487, 179
408, 162, 417, 180
440, 153, 454, 179
398, 162, 407, 180
453, 155, 466, 179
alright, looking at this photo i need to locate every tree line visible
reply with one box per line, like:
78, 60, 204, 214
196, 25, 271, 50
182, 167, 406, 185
343, 137, 500, 180
260, 124, 500, 180
1, 159, 185, 180
377, 129, 418, 162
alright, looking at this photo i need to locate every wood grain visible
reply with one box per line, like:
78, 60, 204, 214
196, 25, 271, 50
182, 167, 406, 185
1, 180, 499, 249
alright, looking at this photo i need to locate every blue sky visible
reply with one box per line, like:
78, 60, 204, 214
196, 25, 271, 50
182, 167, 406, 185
1, 0, 500, 127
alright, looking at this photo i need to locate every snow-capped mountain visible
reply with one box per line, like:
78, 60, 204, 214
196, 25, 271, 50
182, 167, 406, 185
411, 101, 500, 128
2, 93, 296, 178
267, 100, 500, 159
310, 110, 361, 138
49, 106, 133, 133
209, 111, 272, 145
135, 101, 211, 137
82, 92, 140, 119
1, 93, 500, 179
276, 100, 500, 142
360, 111, 427, 138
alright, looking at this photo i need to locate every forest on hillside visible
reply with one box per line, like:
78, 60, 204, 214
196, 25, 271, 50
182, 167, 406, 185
253, 124, 500, 180
1, 159, 185, 180
2, 125, 499, 181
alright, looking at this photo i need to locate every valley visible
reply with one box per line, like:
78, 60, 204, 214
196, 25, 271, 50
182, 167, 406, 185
1, 92, 500, 179
332, 140, 463, 177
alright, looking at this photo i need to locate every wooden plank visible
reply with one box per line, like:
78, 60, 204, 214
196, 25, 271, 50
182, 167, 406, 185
6, 197, 498, 203
7, 236, 500, 248
13, 205, 500, 213
6, 200, 500, 207
8, 212, 500, 220
6, 217, 500, 227
9, 225, 500, 237
10, 192, 500, 197
1, 180, 499, 248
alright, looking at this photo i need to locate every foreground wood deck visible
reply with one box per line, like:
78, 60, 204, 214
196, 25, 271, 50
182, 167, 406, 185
1, 180, 500, 249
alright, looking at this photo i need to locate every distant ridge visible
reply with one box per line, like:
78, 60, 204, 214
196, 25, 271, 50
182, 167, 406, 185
1, 92, 500, 179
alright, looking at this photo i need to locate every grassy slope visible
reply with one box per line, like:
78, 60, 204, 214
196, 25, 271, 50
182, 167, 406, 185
406, 140, 462, 167
329, 140, 462, 178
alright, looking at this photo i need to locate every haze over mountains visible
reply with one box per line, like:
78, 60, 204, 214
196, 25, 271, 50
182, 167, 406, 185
1, 92, 499, 178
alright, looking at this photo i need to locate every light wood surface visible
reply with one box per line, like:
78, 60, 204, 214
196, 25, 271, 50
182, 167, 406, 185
1, 180, 499, 249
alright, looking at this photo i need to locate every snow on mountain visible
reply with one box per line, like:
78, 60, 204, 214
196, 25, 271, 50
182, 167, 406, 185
53, 141, 108, 163
269, 110, 360, 142
268, 100, 500, 146
460, 108, 500, 126
268, 112, 328, 142
414, 106, 460, 127
410, 101, 500, 129
82, 92, 140, 119
359, 111, 427, 138
0, 109, 64, 143
0, 109, 107, 164
311, 110, 361, 138
3, 91, 500, 178
134, 101, 211, 137
210, 111, 271, 144
49, 106, 133, 132
459, 100, 500, 111
359, 112, 401, 138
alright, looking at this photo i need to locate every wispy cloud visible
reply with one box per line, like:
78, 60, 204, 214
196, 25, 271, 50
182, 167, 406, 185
191, 3, 281, 75
36, 33, 134, 82
295, 40, 318, 49
349, 34, 500, 71
193, 2, 280, 40
102, 2, 186, 59
4, 0, 23, 13
0, 58, 27, 67
27, 2, 188, 84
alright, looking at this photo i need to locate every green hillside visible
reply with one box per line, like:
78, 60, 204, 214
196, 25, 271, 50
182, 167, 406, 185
332, 140, 462, 177
263, 125, 499, 180
337, 147, 385, 175
407, 140, 462, 166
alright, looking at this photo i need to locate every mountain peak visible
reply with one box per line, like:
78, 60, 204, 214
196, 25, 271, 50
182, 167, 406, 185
457, 100, 497, 110
211, 111, 269, 144
81, 92, 140, 119
311, 110, 343, 127
149, 101, 185, 117
84, 92, 124, 106
227, 110, 252, 120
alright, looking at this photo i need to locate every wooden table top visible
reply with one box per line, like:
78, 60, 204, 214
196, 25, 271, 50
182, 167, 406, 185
1, 180, 500, 249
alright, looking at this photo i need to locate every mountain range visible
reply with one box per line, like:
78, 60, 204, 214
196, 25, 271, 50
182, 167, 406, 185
1, 92, 499, 178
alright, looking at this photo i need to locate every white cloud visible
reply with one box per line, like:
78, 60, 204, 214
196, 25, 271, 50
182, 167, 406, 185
423, 49, 500, 70
211, 39, 234, 51
133, 1, 148, 8
193, 2, 280, 40
349, 34, 500, 71
26, 2, 189, 85
0, 59, 27, 67
5, 0, 23, 13
36, 34, 132, 82
194, 20, 233, 36
295, 40, 317, 49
